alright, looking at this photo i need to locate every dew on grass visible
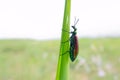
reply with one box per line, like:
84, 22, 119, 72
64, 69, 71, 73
91, 55, 102, 67
77, 56, 86, 66
76, 56, 91, 73
97, 68, 106, 77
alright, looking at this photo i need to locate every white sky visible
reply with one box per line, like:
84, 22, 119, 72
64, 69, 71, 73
0, 0, 120, 40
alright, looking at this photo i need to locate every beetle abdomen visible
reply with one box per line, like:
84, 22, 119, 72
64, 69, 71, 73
70, 35, 79, 61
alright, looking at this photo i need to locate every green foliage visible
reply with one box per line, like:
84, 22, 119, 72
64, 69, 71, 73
0, 38, 120, 80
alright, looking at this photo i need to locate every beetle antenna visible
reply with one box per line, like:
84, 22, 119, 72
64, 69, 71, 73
74, 17, 76, 25
74, 18, 79, 26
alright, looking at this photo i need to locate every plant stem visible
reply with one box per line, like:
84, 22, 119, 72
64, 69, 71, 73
56, 0, 71, 80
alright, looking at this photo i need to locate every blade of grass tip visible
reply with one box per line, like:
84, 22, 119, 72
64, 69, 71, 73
56, 0, 71, 80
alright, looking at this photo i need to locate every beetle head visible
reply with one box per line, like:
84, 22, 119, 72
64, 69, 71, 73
72, 26, 77, 31
72, 18, 79, 30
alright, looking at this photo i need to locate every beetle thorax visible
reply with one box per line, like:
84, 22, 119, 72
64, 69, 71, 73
72, 31, 76, 35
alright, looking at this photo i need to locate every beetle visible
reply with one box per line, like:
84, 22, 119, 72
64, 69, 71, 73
62, 18, 79, 62
69, 18, 79, 61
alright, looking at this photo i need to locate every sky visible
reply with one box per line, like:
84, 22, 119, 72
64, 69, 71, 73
0, 0, 120, 40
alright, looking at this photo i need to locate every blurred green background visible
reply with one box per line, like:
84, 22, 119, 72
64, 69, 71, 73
0, 38, 120, 80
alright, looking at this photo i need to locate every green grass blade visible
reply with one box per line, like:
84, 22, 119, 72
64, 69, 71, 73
56, 0, 71, 80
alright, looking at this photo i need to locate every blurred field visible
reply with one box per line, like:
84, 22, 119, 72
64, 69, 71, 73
0, 38, 120, 80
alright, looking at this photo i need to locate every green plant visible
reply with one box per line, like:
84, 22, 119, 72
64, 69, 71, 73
56, 0, 71, 80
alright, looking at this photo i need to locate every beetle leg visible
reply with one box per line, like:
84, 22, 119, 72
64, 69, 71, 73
62, 29, 73, 33
60, 51, 69, 56
62, 29, 70, 33
61, 40, 69, 44
61, 34, 73, 44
